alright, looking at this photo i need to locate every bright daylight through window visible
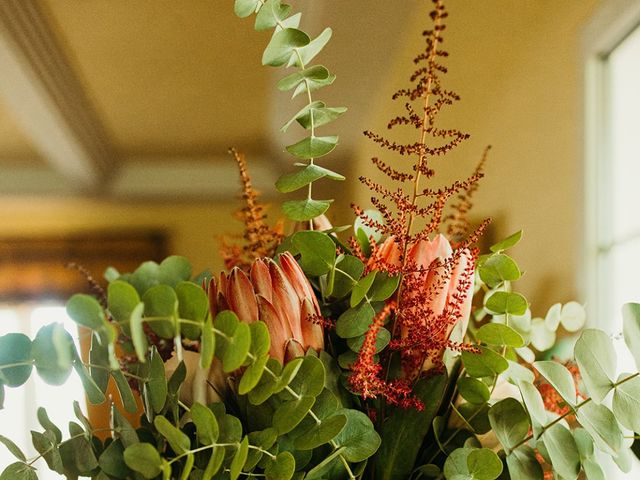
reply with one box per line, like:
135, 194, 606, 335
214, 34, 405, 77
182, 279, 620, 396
0, 306, 84, 480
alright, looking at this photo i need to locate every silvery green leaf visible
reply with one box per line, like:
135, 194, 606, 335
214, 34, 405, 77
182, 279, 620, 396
574, 329, 616, 403
559, 302, 586, 332
544, 303, 562, 331
530, 318, 556, 351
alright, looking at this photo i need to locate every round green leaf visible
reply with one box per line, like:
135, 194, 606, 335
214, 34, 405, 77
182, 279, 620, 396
107, 280, 140, 324
265, 451, 295, 480
142, 285, 177, 338
32, 323, 73, 385
467, 448, 503, 480
0, 462, 37, 480
336, 303, 375, 339
479, 254, 521, 287
158, 256, 192, 287
559, 301, 586, 332
99, 440, 131, 478
239, 353, 269, 395
332, 408, 381, 463
347, 328, 390, 354
273, 395, 315, 434
190, 402, 219, 445
485, 291, 528, 316
176, 281, 208, 339
576, 401, 623, 456
288, 354, 325, 397
123, 443, 162, 479
488, 398, 529, 453
530, 318, 556, 351
461, 347, 508, 378
249, 321, 270, 357
222, 322, 251, 372
457, 377, 490, 404
291, 231, 336, 276
294, 414, 347, 450
476, 323, 524, 348
0, 333, 32, 387
66, 294, 105, 330
516, 380, 547, 428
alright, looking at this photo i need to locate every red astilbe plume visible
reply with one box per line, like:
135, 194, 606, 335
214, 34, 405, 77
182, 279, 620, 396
349, 0, 490, 403
220, 148, 283, 271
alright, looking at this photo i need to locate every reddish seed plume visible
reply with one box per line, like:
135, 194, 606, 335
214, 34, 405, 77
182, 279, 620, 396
220, 148, 283, 271
349, 0, 489, 406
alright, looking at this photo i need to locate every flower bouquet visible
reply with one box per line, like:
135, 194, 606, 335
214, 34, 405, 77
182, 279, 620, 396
2, 1, 640, 479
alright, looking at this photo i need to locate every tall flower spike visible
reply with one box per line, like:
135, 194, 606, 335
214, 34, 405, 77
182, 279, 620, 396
220, 148, 283, 271
350, 0, 487, 402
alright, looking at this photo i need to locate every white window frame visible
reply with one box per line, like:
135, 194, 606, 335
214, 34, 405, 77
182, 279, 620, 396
583, 2, 640, 478
583, 0, 640, 331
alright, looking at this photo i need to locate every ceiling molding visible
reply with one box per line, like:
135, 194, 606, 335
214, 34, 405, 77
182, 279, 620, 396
0, 0, 116, 188
0, 156, 279, 200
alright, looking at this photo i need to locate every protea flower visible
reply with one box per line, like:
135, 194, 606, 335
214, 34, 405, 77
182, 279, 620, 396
207, 252, 324, 364
372, 233, 476, 372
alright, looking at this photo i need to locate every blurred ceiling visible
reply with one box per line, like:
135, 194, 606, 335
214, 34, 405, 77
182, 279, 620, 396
0, 0, 414, 199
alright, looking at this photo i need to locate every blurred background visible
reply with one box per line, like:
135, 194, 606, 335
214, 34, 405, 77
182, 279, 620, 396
0, 0, 639, 476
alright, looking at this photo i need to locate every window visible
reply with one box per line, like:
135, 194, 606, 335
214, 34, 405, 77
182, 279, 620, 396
0, 232, 166, 476
585, 4, 640, 477
0, 304, 84, 479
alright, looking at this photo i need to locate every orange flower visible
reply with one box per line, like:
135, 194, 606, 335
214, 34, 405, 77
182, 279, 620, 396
208, 252, 324, 364
372, 234, 475, 372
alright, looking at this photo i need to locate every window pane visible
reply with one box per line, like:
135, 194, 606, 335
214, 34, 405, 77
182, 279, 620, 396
0, 306, 84, 480
608, 26, 640, 240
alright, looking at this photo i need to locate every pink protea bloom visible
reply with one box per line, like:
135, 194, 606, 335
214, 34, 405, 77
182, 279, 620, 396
371, 233, 476, 372
207, 252, 324, 364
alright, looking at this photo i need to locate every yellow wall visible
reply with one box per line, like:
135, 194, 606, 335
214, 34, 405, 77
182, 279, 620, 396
0, 197, 244, 275
353, 0, 600, 312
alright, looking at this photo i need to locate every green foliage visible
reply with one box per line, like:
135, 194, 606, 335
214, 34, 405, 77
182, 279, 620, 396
488, 398, 529, 454
443, 447, 503, 480
489, 230, 523, 253
574, 329, 616, 403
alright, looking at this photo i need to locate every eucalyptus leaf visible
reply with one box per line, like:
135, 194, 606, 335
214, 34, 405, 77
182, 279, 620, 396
230, 436, 249, 480
112, 369, 138, 413
485, 291, 528, 316
147, 347, 167, 413
154, 415, 191, 454
108, 280, 141, 324
461, 347, 508, 378
263, 28, 310, 67
286, 135, 338, 159
276, 163, 344, 193
294, 414, 347, 450
66, 294, 105, 330
457, 377, 490, 405
478, 254, 521, 287
476, 323, 524, 348
0, 462, 37, 480
0, 333, 32, 387
291, 231, 336, 276
292, 27, 332, 66
297, 105, 347, 130
489, 231, 523, 253
488, 398, 529, 453
158, 256, 192, 287
142, 285, 177, 338
124, 443, 162, 479
576, 400, 623, 455
612, 373, 640, 432
32, 323, 73, 385
282, 198, 332, 222
234, 0, 261, 18
254, 0, 291, 31
332, 408, 381, 463
533, 360, 577, 406
0, 434, 27, 462
273, 395, 315, 434
506, 445, 543, 480
541, 423, 580, 480
265, 451, 296, 480
622, 303, 640, 369
574, 329, 616, 403
190, 402, 219, 445
336, 302, 376, 339
516, 380, 547, 429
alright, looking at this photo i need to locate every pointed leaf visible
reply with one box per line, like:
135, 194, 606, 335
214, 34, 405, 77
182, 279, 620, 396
276, 163, 345, 193
255, 0, 291, 31
533, 360, 577, 406
541, 423, 580, 480
282, 198, 332, 222
286, 135, 338, 159
293, 27, 332, 66
191, 402, 219, 445
576, 401, 623, 455
613, 373, 640, 432
574, 329, 616, 403
622, 303, 640, 369
296, 106, 347, 130
490, 230, 523, 253
263, 28, 310, 67
476, 323, 525, 348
